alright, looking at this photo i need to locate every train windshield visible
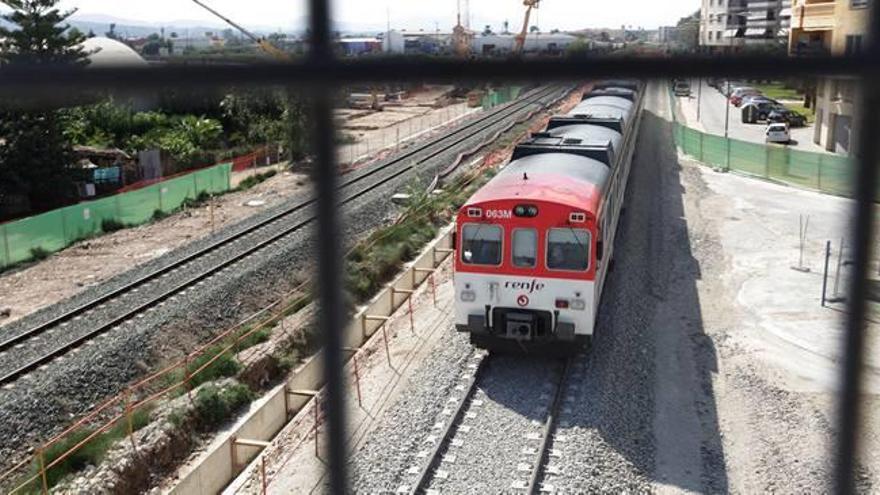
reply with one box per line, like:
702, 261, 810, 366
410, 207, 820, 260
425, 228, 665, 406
512, 229, 538, 268
462, 224, 502, 266
547, 228, 591, 271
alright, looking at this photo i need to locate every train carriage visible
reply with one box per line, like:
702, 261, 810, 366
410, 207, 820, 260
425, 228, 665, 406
453, 81, 644, 352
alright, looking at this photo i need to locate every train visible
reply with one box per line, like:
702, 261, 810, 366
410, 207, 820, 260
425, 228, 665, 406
453, 80, 645, 352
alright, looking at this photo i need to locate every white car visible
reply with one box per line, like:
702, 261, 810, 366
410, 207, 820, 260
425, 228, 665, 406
765, 122, 790, 144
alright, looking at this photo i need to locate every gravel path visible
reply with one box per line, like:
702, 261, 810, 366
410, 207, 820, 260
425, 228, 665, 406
0, 85, 571, 477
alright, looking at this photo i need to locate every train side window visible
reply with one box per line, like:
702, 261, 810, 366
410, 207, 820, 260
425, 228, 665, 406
547, 228, 591, 271
461, 224, 503, 266
512, 228, 538, 268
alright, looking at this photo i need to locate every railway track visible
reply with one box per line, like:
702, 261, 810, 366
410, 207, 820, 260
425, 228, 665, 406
0, 84, 571, 387
408, 355, 573, 494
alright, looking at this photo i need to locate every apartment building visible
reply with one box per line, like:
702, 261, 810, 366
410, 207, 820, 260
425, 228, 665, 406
790, 0, 870, 154
700, 0, 792, 52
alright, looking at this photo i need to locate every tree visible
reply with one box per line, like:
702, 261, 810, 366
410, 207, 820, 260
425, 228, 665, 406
105, 22, 117, 39
673, 10, 700, 52
529, 25, 539, 34
482, 25, 493, 36
0, 0, 90, 216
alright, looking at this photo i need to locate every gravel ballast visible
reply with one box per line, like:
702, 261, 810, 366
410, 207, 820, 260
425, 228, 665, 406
0, 85, 572, 481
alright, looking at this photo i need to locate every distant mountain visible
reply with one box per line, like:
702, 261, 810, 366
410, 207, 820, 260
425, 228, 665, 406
71, 12, 304, 37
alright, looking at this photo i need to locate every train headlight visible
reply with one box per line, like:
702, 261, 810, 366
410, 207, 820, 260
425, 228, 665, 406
460, 290, 476, 302
570, 299, 586, 311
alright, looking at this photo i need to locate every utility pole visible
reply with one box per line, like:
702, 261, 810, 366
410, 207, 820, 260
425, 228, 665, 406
724, 79, 731, 138
696, 77, 702, 122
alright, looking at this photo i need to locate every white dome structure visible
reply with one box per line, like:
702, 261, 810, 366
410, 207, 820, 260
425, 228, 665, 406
80, 37, 148, 68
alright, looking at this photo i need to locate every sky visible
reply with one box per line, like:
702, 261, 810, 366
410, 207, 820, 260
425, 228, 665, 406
18, 0, 700, 32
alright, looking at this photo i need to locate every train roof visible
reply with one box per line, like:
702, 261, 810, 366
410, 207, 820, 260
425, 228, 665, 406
465, 153, 609, 213
572, 95, 634, 114
582, 87, 636, 102
546, 114, 625, 133
549, 124, 622, 150
511, 124, 622, 167
593, 79, 640, 91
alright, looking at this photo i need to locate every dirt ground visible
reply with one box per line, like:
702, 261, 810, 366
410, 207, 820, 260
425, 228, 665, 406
0, 164, 308, 327
337, 85, 477, 166
650, 77, 880, 493
0, 87, 476, 329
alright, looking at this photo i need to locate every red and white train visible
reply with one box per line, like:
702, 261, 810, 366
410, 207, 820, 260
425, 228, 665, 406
453, 81, 644, 351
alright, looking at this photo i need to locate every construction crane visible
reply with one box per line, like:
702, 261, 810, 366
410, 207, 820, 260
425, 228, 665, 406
514, 0, 540, 55
189, 0, 290, 61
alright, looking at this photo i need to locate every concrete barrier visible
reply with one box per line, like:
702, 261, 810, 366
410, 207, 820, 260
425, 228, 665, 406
167, 226, 455, 494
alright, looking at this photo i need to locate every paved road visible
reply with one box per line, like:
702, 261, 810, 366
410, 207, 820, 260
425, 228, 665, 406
674, 78, 832, 154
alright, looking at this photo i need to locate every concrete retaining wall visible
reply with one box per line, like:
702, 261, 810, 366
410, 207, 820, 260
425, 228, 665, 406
167, 226, 455, 494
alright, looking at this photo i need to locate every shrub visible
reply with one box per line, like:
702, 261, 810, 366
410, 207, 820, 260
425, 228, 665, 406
187, 346, 241, 389
236, 328, 271, 350
26, 407, 152, 490
182, 190, 212, 209
152, 209, 169, 221
101, 218, 127, 233
192, 382, 255, 431
29, 247, 50, 261
237, 169, 278, 191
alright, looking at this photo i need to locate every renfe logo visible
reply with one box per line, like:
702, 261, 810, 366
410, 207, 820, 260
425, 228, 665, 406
505, 279, 546, 293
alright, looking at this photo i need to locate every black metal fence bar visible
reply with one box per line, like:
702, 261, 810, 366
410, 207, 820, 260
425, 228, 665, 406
0, 0, 877, 492
834, 4, 880, 492
306, 0, 348, 493
0, 57, 877, 100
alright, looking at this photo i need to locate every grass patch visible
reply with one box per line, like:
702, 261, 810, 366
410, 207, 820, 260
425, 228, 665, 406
22, 407, 152, 491
161, 344, 242, 395
752, 82, 804, 101
235, 327, 271, 350
237, 169, 277, 191
345, 171, 494, 304
100, 218, 128, 233
28, 247, 50, 262
191, 382, 255, 431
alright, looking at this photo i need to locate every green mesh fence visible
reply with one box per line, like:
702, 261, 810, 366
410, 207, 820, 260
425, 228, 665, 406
667, 84, 862, 198
482, 86, 524, 110
673, 122, 857, 196
0, 162, 231, 269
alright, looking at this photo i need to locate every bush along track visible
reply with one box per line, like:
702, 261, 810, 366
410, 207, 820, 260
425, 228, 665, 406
22, 160, 497, 494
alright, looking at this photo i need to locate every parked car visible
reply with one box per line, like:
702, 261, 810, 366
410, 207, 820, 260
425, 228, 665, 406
673, 81, 691, 96
741, 101, 785, 123
765, 122, 791, 144
741, 95, 779, 107
768, 108, 807, 127
729, 87, 761, 107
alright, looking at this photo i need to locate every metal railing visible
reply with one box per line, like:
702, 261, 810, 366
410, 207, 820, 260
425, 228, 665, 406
0, 0, 877, 493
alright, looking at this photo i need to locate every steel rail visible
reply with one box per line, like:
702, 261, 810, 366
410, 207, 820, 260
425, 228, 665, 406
409, 354, 491, 495
0, 84, 559, 356
0, 85, 566, 386
526, 358, 572, 494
